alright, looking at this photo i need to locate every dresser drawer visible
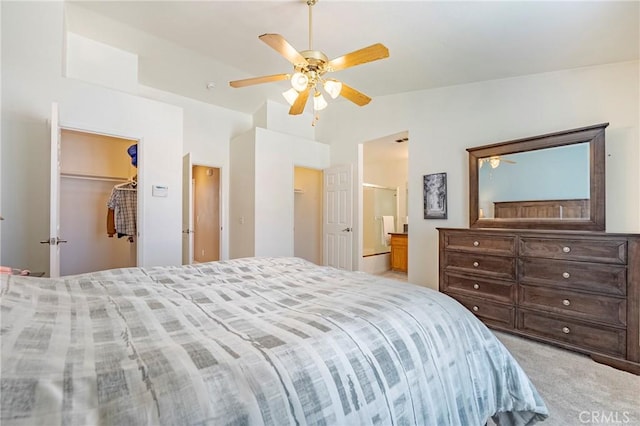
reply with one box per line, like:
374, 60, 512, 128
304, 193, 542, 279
448, 294, 515, 329
517, 311, 626, 358
444, 232, 516, 256
519, 237, 627, 264
519, 285, 626, 327
518, 258, 626, 296
444, 252, 515, 280
443, 272, 514, 303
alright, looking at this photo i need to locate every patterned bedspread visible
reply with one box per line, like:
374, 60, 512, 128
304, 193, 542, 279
1, 257, 548, 425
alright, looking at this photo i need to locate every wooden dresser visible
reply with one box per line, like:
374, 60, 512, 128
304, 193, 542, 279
438, 228, 640, 374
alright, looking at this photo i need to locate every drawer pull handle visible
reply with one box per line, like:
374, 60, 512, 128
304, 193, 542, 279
473, 241, 479, 247
473, 283, 480, 290
562, 272, 571, 279
562, 299, 571, 306
472, 306, 479, 312
562, 246, 571, 253
562, 327, 571, 334
473, 261, 479, 268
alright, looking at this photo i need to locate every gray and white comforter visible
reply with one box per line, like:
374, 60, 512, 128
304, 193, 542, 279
1, 257, 548, 425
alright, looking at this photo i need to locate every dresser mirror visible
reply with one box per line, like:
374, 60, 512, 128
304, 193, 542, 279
468, 123, 607, 230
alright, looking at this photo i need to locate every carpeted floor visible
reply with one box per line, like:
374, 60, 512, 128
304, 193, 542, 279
493, 331, 640, 425
373, 272, 639, 424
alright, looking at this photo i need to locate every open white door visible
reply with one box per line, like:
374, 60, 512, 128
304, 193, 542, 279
44, 102, 63, 277
182, 153, 194, 264
323, 164, 353, 270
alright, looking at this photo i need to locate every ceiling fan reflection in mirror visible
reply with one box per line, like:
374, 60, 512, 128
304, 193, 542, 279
479, 156, 517, 169
229, 0, 389, 125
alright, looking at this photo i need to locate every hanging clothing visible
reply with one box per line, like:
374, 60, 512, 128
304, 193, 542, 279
107, 208, 116, 236
106, 182, 137, 238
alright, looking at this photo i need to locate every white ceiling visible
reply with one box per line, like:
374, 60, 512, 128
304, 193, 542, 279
64, 1, 637, 161
66, 0, 639, 118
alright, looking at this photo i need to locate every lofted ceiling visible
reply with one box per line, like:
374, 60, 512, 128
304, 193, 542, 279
65, 0, 639, 118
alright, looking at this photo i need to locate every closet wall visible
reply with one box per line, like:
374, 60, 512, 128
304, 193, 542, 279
60, 129, 137, 275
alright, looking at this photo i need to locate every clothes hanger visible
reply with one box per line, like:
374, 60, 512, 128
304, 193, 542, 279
115, 176, 137, 191
114, 183, 136, 191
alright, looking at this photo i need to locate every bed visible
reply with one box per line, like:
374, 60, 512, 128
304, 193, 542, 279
1, 257, 548, 425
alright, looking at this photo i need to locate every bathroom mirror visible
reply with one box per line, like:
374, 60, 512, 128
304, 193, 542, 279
468, 123, 607, 230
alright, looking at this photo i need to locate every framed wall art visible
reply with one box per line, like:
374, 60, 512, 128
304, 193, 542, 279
424, 172, 447, 219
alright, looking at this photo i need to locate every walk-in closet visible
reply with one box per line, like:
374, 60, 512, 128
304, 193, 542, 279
60, 129, 138, 275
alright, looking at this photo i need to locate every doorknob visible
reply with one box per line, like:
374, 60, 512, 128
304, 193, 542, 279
40, 237, 68, 245
342, 227, 352, 232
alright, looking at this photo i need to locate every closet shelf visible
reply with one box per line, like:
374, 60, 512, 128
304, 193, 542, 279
61, 172, 129, 183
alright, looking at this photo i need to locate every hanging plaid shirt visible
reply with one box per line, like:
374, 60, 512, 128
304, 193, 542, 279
107, 183, 137, 237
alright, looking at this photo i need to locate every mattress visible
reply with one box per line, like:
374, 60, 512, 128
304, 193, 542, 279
1, 257, 548, 425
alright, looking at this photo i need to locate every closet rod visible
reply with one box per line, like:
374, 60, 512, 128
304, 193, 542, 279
61, 172, 129, 183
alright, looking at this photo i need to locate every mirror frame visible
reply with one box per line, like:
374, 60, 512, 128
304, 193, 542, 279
468, 123, 608, 231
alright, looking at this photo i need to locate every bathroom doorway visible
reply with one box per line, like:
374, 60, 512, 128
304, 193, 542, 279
360, 131, 408, 275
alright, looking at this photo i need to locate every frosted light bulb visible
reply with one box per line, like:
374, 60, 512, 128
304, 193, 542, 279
291, 72, 309, 92
323, 79, 342, 99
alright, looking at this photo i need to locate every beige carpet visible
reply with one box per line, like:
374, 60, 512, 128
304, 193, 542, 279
493, 331, 640, 425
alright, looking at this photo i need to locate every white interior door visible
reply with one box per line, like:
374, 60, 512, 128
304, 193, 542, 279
46, 102, 62, 277
323, 164, 353, 270
182, 153, 194, 264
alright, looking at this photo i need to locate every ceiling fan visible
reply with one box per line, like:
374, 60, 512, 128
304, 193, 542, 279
229, 0, 389, 119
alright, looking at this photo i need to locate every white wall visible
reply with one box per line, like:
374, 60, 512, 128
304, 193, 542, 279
66, 32, 138, 93
229, 129, 256, 259
58, 85, 183, 268
254, 127, 329, 257
230, 125, 330, 259
317, 61, 640, 290
3, 1, 637, 283
138, 85, 253, 261
0, 3, 171, 272
258, 100, 316, 140
1, 1, 255, 272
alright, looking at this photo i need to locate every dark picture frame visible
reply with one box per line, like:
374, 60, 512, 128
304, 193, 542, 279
424, 172, 447, 219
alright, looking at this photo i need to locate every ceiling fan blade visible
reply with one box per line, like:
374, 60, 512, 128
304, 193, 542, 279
229, 73, 290, 88
289, 88, 310, 115
340, 83, 371, 106
259, 34, 309, 67
328, 43, 389, 72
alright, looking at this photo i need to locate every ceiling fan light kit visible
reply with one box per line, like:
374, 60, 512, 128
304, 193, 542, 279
229, 0, 389, 124
291, 72, 309, 92
478, 156, 517, 169
282, 88, 299, 106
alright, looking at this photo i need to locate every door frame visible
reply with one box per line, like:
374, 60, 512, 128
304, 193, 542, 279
357, 143, 364, 271
50, 103, 144, 276
182, 154, 223, 264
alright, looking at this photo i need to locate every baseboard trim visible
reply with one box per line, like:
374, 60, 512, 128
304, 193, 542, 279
591, 353, 640, 375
